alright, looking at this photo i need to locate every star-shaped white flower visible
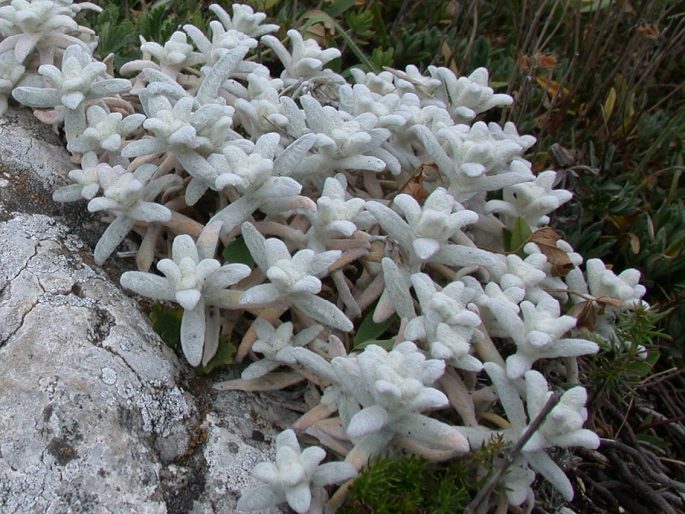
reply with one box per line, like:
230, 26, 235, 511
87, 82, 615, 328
87, 163, 178, 264
121, 224, 251, 366
241, 320, 322, 379
67, 105, 145, 155
12, 44, 131, 140
239, 222, 352, 332
52, 151, 124, 202
237, 429, 356, 514
262, 29, 341, 84
485, 170, 573, 227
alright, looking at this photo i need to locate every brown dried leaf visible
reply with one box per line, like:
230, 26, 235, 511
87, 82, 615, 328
535, 52, 558, 70
627, 232, 641, 254
441, 41, 459, 74
637, 23, 660, 39
518, 55, 532, 72
530, 227, 574, 277
567, 300, 596, 331
595, 295, 624, 314
399, 162, 440, 203
549, 143, 577, 168
213, 372, 305, 391
535, 76, 570, 98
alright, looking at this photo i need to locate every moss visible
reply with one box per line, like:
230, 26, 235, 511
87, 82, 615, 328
340, 439, 507, 514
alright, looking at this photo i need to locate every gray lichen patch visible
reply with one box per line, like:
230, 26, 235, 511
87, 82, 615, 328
101, 367, 118, 385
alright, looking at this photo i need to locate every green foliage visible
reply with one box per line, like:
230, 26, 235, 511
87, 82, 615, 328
90, 4, 138, 71
150, 301, 183, 349
340, 439, 507, 514
85, 0, 210, 73
503, 217, 533, 255
584, 305, 670, 407
195, 336, 237, 375
352, 306, 397, 350
222, 236, 256, 267
149, 302, 237, 373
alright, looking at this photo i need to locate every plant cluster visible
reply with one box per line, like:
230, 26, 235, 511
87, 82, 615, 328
0, 1, 655, 513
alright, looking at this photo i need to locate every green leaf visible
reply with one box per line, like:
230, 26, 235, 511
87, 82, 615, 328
625, 354, 657, 379
352, 338, 396, 352
301, 10, 377, 72
504, 217, 533, 254
370, 47, 394, 69
353, 306, 397, 347
326, 0, 357, 17
222, 236, 255, 266
195, 337, 237, 375
346, 11, 374, 38
150, 302, 183, 349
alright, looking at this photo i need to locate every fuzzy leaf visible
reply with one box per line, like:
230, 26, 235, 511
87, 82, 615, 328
347, 405, 389, 439
94, 215, 136, 265
293, 293, 353, 332
181, 300, 206, 367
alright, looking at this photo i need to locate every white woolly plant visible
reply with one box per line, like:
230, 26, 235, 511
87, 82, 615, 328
0, 0, 100, 64
566, 257, 647, 340
12, 44, 131, 140
86, 163, 179, 265
66, 104, 145, 162
485, 170, 573, 228
121, 93, 235, 205
52, 151, 123, 202
480, 294, 599, 379
239, 221, 352, 332
305, 173, 374, 252
427, 66, 514, 123
120, 223, 251, 366
405, 273, 484, 372
289, 341, 471, 471
119, 31, 205, 81
208, 132, 318, 235
261, 29, 342, 88
237, 429, 356, 514
0, 50, 24, 114
366, 187, 482, 267
208, 3, 279, 38
239, 320, 323, 380
288, 95, 391, 186
5, 4, 653, 513
183, 22, 259, 88
458, 363, 600, 505
413, 121, 536, 203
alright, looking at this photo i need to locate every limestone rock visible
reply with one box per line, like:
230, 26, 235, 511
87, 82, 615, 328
0, 108, 72, 218
0, 213, 190, 512
0, 108, 286, 513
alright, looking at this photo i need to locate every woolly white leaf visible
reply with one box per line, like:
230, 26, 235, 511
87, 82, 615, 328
181, 300, 206, 367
